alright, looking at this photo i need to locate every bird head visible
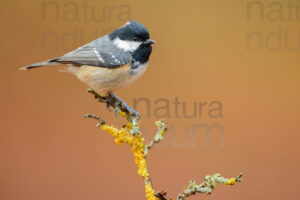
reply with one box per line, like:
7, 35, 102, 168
109, 20, 156, 53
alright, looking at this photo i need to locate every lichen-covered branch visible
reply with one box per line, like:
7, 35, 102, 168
176, 173, 243, 200
86, 116, 157, 200
144, 120, 168, 156
84, 113, 105, 127
85, 89, 242, 200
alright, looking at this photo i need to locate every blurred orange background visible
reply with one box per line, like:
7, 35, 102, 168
1, 0, 300, 199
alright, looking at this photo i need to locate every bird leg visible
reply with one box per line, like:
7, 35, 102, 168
107, 92, 140, 119
87, 89, 140, 122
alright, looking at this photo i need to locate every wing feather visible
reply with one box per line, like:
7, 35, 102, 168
55, 37, 131, 68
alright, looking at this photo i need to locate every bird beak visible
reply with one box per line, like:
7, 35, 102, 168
144, 39, 156, 45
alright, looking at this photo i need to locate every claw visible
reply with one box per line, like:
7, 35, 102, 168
114, 107, 120, 118
131, 110, 140, 118
106, 102, 113, 112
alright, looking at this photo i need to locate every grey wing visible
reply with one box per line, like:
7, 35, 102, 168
55, 39, 131, 68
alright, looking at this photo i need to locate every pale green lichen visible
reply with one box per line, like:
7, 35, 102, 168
177, 173, 243, 200
144, 120, 168, 156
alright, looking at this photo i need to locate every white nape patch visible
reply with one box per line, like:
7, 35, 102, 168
122, 21, 131, 27
93, 48, 105, 63
113, 37, 142, 52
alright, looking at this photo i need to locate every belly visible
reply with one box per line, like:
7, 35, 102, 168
65, 63, 147, 94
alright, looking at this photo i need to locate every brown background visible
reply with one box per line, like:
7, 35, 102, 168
1, 0, 300, 199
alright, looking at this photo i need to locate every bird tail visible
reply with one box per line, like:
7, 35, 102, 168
20, 58, 60, 70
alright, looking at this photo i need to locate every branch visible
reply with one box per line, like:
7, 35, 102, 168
85, 89, 242, 200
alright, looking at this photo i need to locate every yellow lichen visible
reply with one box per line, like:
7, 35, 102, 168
99, 123, 157, 200
225, 178, 236, 185
117, 110, 127, 119
145, 184, 157, 200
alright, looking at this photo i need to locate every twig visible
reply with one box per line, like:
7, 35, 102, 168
176, 173, 243, 200
84, 113, 105, 127
144, 120, 168, 156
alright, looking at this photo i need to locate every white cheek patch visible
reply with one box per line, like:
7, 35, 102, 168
113, 37, 142, 52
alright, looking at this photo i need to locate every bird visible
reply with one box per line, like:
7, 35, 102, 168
21, 20, 155, 95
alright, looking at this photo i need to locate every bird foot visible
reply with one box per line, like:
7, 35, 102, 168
87, 89, 140, 122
